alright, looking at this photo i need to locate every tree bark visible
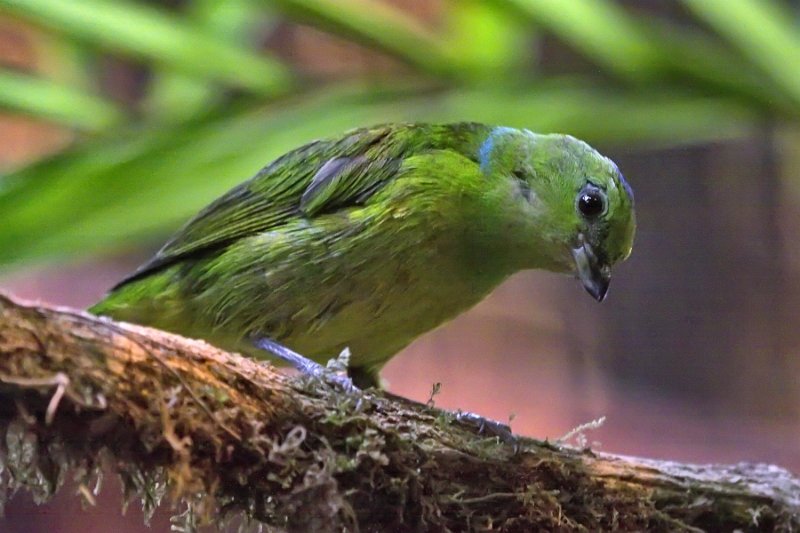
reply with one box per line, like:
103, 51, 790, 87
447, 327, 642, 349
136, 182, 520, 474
0, 292, 797, 532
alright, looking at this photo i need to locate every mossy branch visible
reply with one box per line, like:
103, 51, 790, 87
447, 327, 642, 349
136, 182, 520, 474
0, 292, 798, 532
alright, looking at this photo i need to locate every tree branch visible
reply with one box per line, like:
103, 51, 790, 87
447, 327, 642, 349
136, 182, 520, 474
0, 292, 797, 532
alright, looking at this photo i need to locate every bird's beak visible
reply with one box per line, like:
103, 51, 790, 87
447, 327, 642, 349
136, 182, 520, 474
571, 234, 611, 302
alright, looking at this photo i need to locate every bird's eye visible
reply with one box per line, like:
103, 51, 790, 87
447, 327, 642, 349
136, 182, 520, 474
576, 185, 606, 219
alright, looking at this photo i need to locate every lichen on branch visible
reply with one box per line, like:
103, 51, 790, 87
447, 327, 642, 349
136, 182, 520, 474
0, 293, 797, 532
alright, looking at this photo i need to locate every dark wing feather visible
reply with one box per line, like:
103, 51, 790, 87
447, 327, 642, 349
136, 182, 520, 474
112, 124, 409, 288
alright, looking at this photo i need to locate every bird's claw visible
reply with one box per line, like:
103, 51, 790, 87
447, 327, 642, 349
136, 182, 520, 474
253, 338, 359, 394
301, 362, 359, 395
455, 411, 519, 450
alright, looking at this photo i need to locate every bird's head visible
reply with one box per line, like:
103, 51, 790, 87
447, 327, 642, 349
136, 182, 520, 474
478, 127, 636, 301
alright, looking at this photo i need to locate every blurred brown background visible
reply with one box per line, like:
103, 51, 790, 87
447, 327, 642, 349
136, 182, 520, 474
1, 0, 799, 531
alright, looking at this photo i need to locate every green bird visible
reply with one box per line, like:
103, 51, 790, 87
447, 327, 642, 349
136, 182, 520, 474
91, 123, 635, 389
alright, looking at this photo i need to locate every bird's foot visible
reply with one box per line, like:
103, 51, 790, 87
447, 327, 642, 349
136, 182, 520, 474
253, 338, 358, 394
381, 390, 519, 450
454, 411, 518, 449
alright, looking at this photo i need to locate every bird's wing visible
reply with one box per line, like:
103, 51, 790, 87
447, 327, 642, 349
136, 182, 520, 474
112, 124, 417, 288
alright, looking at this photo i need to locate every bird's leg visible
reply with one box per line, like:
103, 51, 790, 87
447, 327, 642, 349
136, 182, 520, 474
381, 391, 517, 447
252, 338, 358, 393
253, 339, 514, 445
453, 411, 516, 446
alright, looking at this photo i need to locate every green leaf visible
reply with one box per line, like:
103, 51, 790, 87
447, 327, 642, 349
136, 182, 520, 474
681, 0, 800, 105
144, 0, 270, 121
1, 0, 294, 95
0, 88, 388, 268
434, 83, 755, 145
265, 0, 458, 77
443, 0, 531, 78
642, 19, 798, 119
0, 69, 124, 130
498, 0, 661, 79
0, 82, 755, 269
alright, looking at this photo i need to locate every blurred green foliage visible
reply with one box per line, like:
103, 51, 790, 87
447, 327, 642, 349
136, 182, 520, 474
0, 0, 799, 269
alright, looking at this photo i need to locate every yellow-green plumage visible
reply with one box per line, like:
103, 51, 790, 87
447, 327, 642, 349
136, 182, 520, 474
91, 123, 635, 388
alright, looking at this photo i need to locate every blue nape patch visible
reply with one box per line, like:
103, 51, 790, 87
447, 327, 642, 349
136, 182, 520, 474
610, 160, 634, 204
478, 126, 516, 172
